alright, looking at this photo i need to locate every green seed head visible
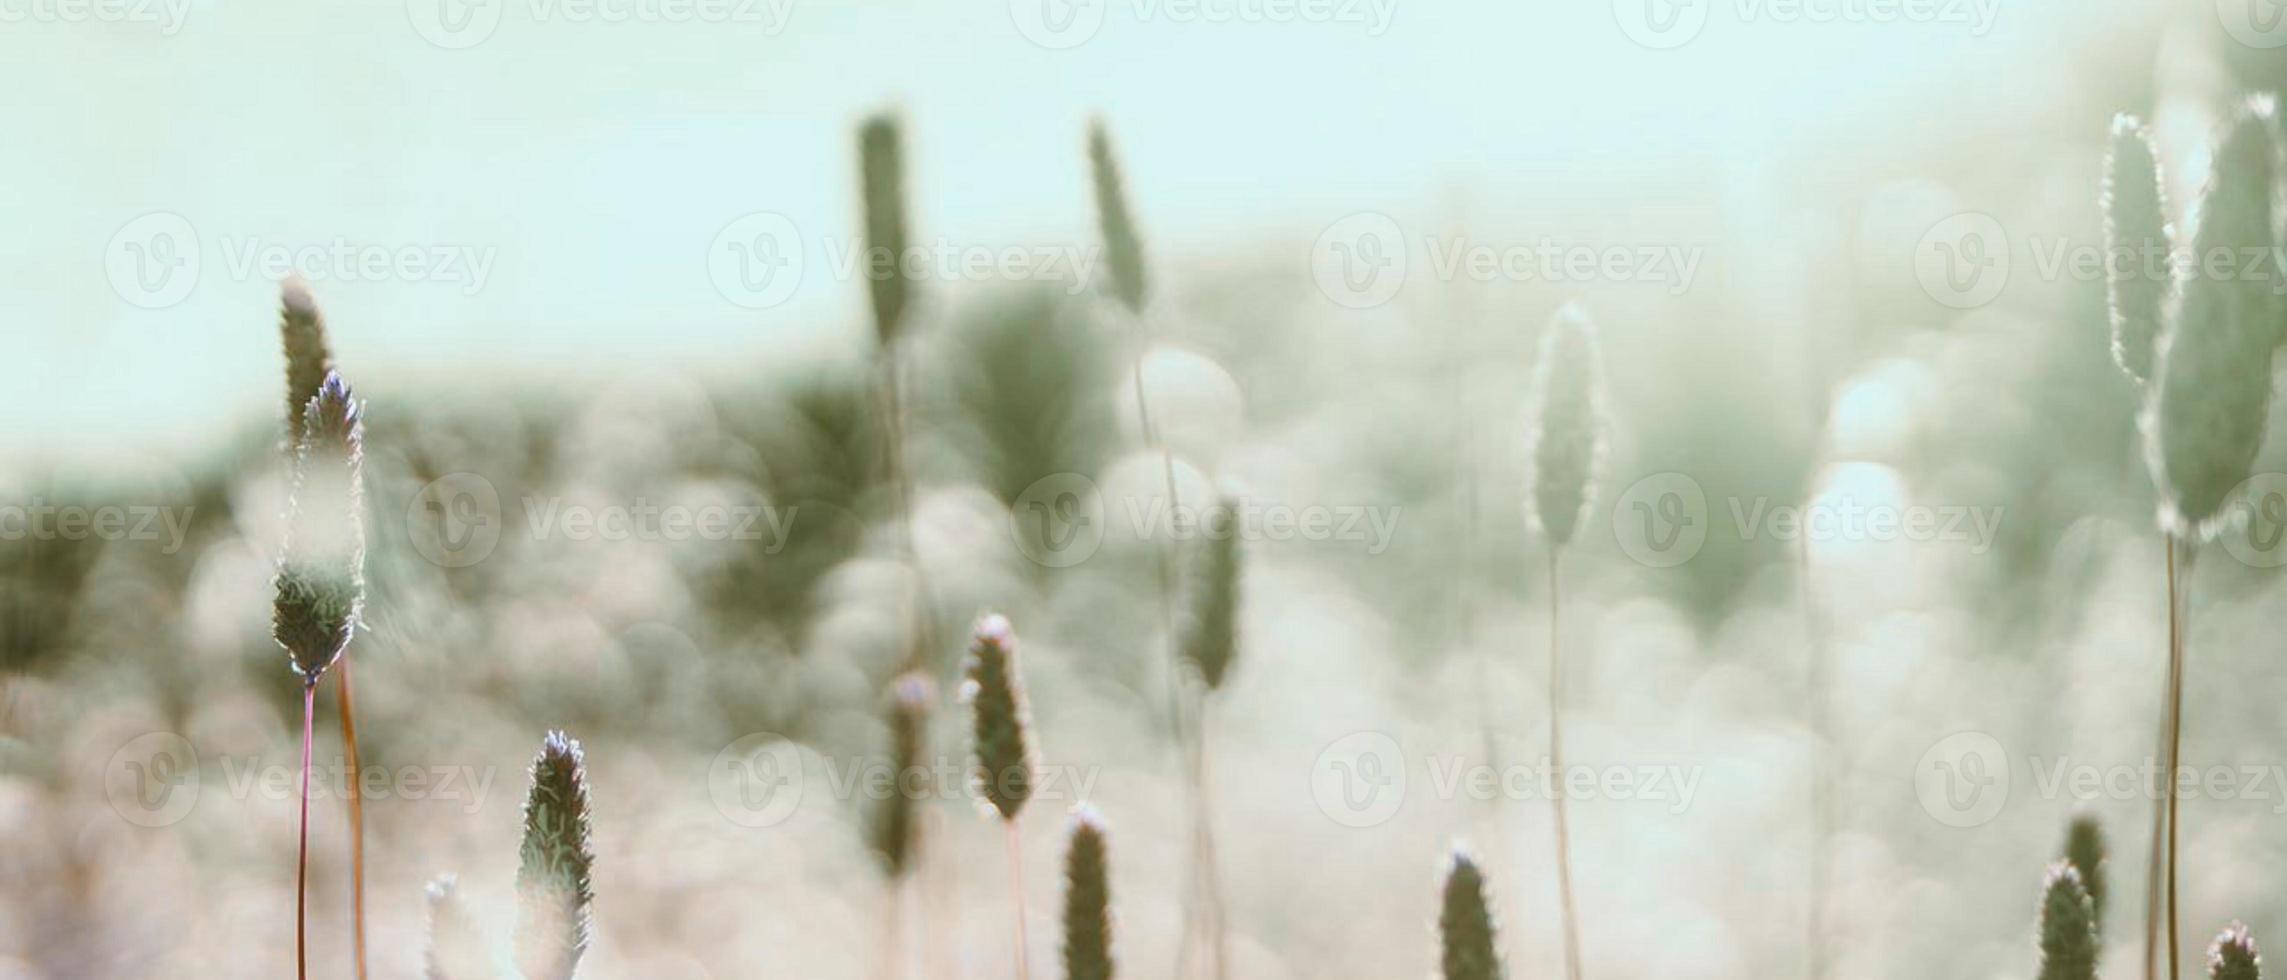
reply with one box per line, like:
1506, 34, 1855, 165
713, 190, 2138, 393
2062, 815, 2106, 937
516, 731, 595, 980
1525, 303, 1608, 548
859, 113, 912, 347
272, 371, 365, 685
1179, 494, 1243, 691
2211, 922, 2261, 980
2104, 114, 2174, 385
963, 613, 1035, 821
1062, 806, 1114, 980
1439, 849, 1503, 980
1089, 119, 1150, 316
2037, 861, 2098, 980
2144, 96, 2286, 538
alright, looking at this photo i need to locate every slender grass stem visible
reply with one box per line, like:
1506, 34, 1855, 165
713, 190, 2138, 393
1547, 548, 1583, 980
336, 657, 367, 980
1007, 818, 1033, 980
2162, 540, 2193, 980
296, 680, 317, 980
2143, 539, 2183, 980
1800, 530, 1828, 980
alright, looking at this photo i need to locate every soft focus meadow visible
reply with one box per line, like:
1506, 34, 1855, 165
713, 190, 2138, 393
7, 1, 2287, 979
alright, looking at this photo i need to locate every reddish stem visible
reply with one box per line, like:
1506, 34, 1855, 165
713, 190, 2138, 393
296, 680, 316, 980
337, 658, 368, 980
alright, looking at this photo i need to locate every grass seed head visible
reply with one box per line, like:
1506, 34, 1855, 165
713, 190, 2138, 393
1179, 494, 1243, 691
279, 277, 336, 448
1525, 302, 1608, 548
2104, 114, 2174, 385
516, 730, 596, 980
1439, 848, 1502, 980
868, 672, 935, 878
272, 371, 365, 685
2211, 922, 2262, 980
860, 112, 912, 347
424, 874, 495, 980
2144, 96, 2286, 538
2062, 815, 2106, 936
2037, 861, 2098, 980
963, 612, 1035, 821
1088, 119, 1150, 315
1062, 805, 1114, 980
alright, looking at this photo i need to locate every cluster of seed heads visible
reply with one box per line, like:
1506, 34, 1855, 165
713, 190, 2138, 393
2037, 862, 2099, 980
1089, 119, 1149, 316
2210, 923, 2262, 980
869, 672, 936, 878
860, 113, 912, 346
1179, 495, 1243, 691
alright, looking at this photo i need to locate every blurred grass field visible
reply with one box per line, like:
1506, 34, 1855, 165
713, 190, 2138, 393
9, 1, 2287, 978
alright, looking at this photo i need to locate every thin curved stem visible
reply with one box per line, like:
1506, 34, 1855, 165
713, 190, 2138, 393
296, 680, 317, 980
1005, 818, 1032, 980
1548, 547, 1583, 980
336, 657, 367, 980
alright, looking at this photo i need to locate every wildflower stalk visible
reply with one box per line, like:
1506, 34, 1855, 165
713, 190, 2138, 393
967, 615, 1036, 980
1526, 304, 1604, 980
1087, 117, 1224, 979
2209, 924, 2260, 980
860, 112, 945, 976
297, 680, 317, 980
2139, 96, 2282, 980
